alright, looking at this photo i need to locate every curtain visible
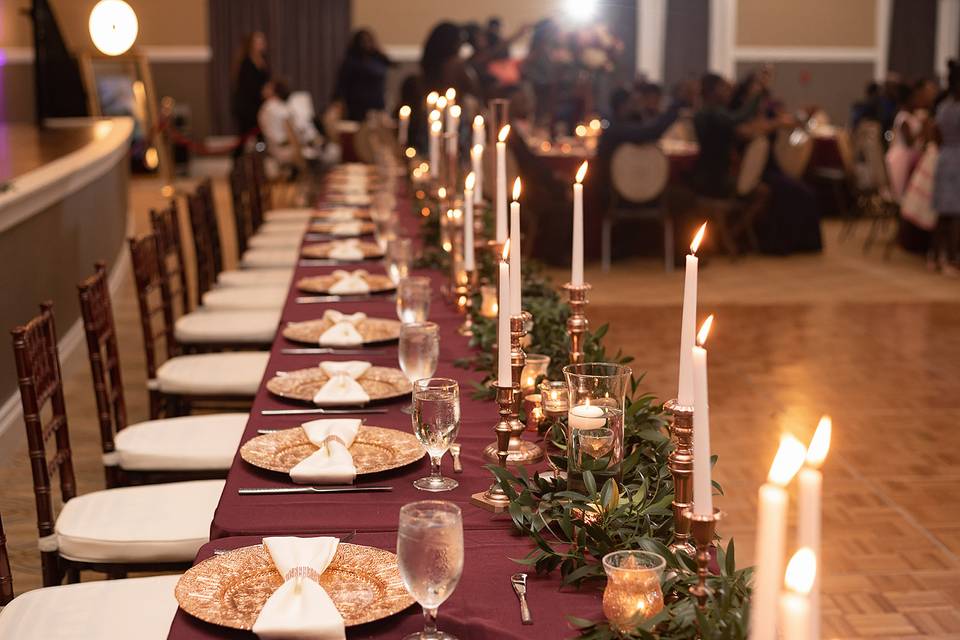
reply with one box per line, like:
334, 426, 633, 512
887, 0, 937, 80
663, 0, 709, 89
209, 0, 351, 135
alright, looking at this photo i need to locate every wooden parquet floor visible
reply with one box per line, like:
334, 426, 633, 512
1, 171, 958, 637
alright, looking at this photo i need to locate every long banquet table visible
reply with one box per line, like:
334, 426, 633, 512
167, 175, 601, 639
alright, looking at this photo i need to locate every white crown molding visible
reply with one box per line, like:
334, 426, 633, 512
936, 0, 960, 81
734, 46, 879, 63
0, 45, 211, 65
638, 0, 667, 83
875, 0, 893, 80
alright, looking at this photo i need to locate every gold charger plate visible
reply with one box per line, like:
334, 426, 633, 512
266, 365, 411, 404
301, 241, 384, 260
283, 316, 400, 345
296, 273, 395, 294
240, 425, 424, 475
310, 221, 376, 236
174, 543, 415, 630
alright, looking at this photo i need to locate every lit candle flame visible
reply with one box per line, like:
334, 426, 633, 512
429, 110, 441, 122
805, 415, 832, 469
512, 177, 522, 201
784, 547, 816, 594
498, 124, 511, 143
431, 120, 442, 133
404, 147, 416, 158
437, 186, 446, 199
399, 105, 411, 118
589, 118, 602, 131
450, 104, 461, 118
696, 314, 714, 346
691, 223, 707, 254
576, 161, 588, 184
471, 143, 483, 158
767, 434, 807, 487
436, 95, 448, 110
465, 171, 476, 190
473, 114, 484, 128
426, 91, 439, 106
445, 87, 456, 101
502, 238, 511, 261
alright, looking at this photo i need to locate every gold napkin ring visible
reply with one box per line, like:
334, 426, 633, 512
284, 566, 323, 583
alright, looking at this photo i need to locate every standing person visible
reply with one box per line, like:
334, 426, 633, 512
932, 61, 960, 275
420, 22, 477, 95
887, 80, 937, 201
334, 29, 392, 122
232, 31, 270, 154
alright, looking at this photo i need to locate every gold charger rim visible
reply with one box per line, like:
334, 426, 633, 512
265, 365, 412, 405
281, 317, 400, 346
295, 274, 396, 295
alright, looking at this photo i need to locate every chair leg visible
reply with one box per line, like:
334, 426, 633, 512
663, 215, 674, 273
601, 218, 612, 273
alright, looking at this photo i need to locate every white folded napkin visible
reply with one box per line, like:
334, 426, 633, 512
325, 208, 358, 221
312, 361, 371, 406
318, 310, 366, 346
252, 536, 345, 640
289, 419, 361, 484
327, 239, 365, 261
328, 269, 370, 295
330, 221, 364, 236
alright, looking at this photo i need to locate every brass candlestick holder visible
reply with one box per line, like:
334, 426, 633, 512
664, 400, 696, 555
470, 384, 515, 513
483, 313, 543, 464
683, 508, 723, 609
455, 270, 477, 336
563, 283, 591, 365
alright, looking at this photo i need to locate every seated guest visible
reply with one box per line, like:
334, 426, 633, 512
597, 83, 690, 167
851, 82, 882, 128
636, 82, 665, 120
258, 79, 326, 170
334, 29, 392, 122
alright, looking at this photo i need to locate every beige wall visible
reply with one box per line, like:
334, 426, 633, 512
736, 0, 877, 48
352, 0, 566, 46
0, 0, 207, 49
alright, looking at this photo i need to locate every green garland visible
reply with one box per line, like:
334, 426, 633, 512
412, 188, 752, 638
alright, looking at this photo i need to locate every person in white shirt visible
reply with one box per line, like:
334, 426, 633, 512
257, 79, 296, 166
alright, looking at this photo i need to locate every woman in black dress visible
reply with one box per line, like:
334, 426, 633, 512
334, 30, 392, 122
232, 31, 270, 147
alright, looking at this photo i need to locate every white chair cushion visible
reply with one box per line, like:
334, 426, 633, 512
201, 287, 286, 311
248, 233, 302, 249
174, 309, 279, 344
241, 247, 300, 268
156, 351, 269, 395
114, 413, 248, 471
265, 207, 314, 221
218, 268, 293, 287
55, 480, 224, 563
0, 574, 180, 640
257, 221, 308, 236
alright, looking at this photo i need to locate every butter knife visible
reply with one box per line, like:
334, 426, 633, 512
280, 348, 386, 355
450, 443, 463, 473
511, 573, 532, 625
296, 295, 383, 304
260, 408, 387, 416
238, 486, 392, 495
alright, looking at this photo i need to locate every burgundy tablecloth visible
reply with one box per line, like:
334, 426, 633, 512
167, 533, 602, 640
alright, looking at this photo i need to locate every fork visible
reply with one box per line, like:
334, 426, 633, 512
511, 573, 532, 624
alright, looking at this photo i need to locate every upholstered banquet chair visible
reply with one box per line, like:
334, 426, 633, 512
79, 262, 248, 487
150, 206, 279, 348
0, 510, 180, 639
128, 234, 269, 418
11, 303, 223, 586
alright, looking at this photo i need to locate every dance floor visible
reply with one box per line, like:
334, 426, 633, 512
1, 173, 958, 638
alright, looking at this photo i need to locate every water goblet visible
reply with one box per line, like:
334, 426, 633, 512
399, 321, 439, 414
386, 237, 413, 285
397, 500, 464, 640
411, 378, 460, 491
397, 276, 432, 324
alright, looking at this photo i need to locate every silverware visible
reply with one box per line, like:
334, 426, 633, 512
281, 348, 386, 355
212, 530, 358, 555
296, 295, 385, 304
238, 486, 392, 495
511, 573, 532, 625
298, 259, 348, 267
450, 443, 463, 473
257, 419, 366, 435
260, 408, 387, 416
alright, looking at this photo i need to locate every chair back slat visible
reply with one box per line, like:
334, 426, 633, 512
187, 190, 219, 298
78, 262, 128, 486
249, 152, 270, 228
10, 303, 77, 548
150, 204, 191, 316
229, 160, 253, 256
128, 235, 179, 380
197, 178, 224, 276
0, 512, 13, 605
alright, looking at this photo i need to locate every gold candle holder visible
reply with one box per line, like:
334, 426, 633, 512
455, 270, 477, 336
470, 384, 515, 513
683, 508, 723, 608
664, 399, 696, 555
483, 313, 543, 464
479, 284, 498, 318
563, 283, 591, 365
523, 393, 543, 433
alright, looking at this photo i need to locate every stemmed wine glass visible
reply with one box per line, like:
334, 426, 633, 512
385, 237, 413, 285
411, 378, 460, 492
397, 500, 464, 640
397, 276, 432, 324
399, 322, 439, 415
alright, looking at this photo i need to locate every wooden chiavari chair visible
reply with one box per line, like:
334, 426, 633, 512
11, 303, 224, 585
79, 263, 247, 487
128, 234, 269, 418
150, 203, 191, 315
0, 508, 183, 638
